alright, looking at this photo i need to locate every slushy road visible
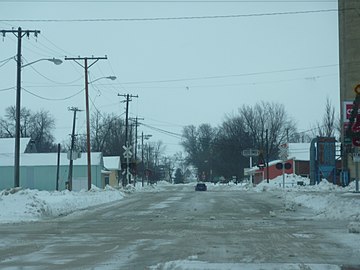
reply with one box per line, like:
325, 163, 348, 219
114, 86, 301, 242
0, 185, 359, 269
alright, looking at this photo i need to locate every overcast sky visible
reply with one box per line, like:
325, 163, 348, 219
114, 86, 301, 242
0, 0, 339, 155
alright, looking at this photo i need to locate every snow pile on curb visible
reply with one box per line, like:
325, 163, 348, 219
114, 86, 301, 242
0, 185, 125, 223
253, 175, 360, 233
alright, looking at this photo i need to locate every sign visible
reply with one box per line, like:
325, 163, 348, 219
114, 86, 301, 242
242, 149, 260, 157
122, 145, 132, 159
353, 138, 360, 147
244, 168, 256, 175
355, 84, 360, 95
344, 101, 360, 122
278, 143, 289, 161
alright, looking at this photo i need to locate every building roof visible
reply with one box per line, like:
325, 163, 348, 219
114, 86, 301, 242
103, 156, 121, 170
287, 143, 310, 161
0, 152, 103, 167
0, 137, 32, 154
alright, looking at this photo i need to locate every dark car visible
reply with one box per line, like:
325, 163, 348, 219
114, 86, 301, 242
195, 182, 207, 191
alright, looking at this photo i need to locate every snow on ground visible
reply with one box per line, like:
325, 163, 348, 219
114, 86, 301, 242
1, 177, 359, 226
254, 175, 360, 222
1, 177, 360, 269
149, 261, 342, 270
0, 181, 172, 224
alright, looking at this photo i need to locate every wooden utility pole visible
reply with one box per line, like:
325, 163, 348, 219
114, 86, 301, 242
130, 117, 144, 186
65, 56, 107, 190
67, 107, 82, 191
118, 94, 138, 186
1, 27, 40, 188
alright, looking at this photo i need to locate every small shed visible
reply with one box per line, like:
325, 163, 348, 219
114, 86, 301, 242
0, 152, 104, 191
103, 156, 121, 187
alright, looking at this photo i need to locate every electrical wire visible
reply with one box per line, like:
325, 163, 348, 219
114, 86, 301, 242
0, 0, 338, 3
0, 86, 14, 92
22, 87, 84, 101
0, 9, 339, 23
21, 56, 85, 85
118, 64, 338, 85
0, 56, 15, 69
141, 122, 183, 139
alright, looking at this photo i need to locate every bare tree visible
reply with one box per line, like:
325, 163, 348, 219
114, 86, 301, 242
312, 98, 337, 138
0, 106, 56, 152
181, 124, 217, 181
238, 101, 297, 160
29, 109, 56, 152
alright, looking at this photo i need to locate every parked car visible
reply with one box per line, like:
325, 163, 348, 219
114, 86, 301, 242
195, 182, 207, 191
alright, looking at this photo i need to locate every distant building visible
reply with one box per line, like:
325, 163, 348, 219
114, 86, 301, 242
338, 0, 360, 182
0, 137, 36, 154
103, 156, 121, 187
247, 143, 341, 185
0, 152, 105, 191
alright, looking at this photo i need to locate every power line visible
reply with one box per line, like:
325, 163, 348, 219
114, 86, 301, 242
141, 122, 183, 139
0, 0, 338, 2
0, 9, 339, 23
119, 64, 338, 85
22, 87, 84, 100
0, 56, 15, 68
0, 86, 14, 92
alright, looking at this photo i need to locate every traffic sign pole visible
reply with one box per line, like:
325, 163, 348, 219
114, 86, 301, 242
242, 149, 260, 185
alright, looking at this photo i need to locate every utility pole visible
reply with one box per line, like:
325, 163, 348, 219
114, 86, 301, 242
1, 27, 40, 188
142, 132, 145, 187
141, 133, 152, 186
67, 107, 82, 191
65, 56, 107, 190
118, 94, 138, 186
266, 129, 270, 183
130, 117, 144, 186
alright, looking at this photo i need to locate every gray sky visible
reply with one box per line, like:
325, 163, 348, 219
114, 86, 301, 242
0, 0, 339, 155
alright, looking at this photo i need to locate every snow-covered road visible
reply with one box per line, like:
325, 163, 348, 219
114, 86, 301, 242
0, 177, 359, 270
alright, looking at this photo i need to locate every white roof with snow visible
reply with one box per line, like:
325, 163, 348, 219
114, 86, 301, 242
0, 137, 31, 154
103, 156, 121, 170
287, 143, 310, 161
0, 152, 103, 167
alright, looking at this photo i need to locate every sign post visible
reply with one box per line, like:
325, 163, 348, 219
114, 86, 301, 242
122, 145, 133, 186
242, 149, 260, 185
278, 143, 289, 188
353, 148, 360, 193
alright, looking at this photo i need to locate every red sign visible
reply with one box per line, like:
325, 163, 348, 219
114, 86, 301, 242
353, 138, 360, 147
352, 114, 360, 132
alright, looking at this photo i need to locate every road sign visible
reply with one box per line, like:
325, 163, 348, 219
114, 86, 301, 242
242, 149, 260, 157
278, 143, 289, 161
122, 145, 133, 159
355, 84, 360, 95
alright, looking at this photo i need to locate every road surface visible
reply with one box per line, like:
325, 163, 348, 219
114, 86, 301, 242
0, 184, 359, 269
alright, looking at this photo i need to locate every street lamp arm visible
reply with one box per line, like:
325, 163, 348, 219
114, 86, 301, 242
89, 76, 117, 84
21, 58, 63, 68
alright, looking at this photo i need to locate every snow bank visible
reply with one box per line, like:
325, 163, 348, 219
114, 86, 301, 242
149, 260, 341, 270
0, 185, 125, 223
250, 175, 360, 233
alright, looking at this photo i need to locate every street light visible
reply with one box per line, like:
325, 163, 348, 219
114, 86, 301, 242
14, 57, 63, 187
89, 76, 117, 84
21, 58, 63, 68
